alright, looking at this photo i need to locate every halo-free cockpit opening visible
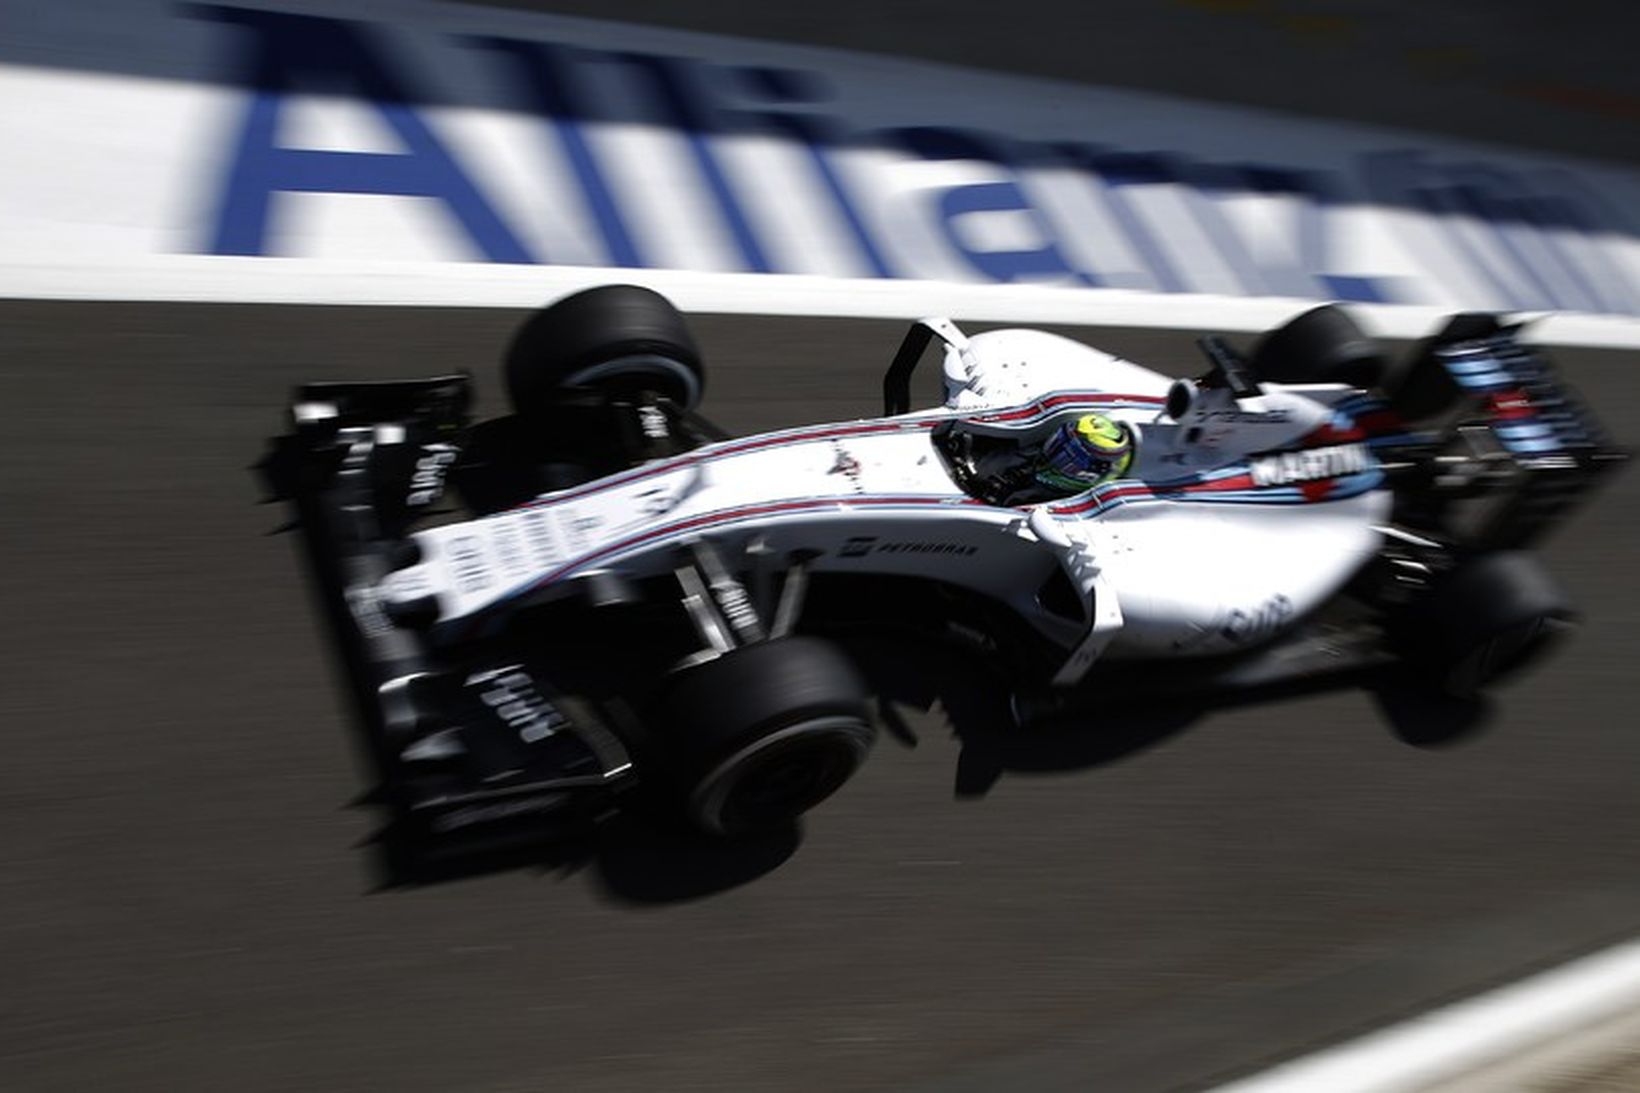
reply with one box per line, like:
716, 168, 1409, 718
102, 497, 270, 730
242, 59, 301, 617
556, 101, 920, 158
933, 411, 1139, 507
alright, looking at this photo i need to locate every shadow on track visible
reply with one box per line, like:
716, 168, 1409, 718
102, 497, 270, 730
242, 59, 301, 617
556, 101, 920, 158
350, 629, 1498, 899
844, 629, 1498, 797
367, 809, 804, 903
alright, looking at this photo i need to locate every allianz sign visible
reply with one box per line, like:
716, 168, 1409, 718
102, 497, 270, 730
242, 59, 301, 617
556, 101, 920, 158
190, 5, 1637, 315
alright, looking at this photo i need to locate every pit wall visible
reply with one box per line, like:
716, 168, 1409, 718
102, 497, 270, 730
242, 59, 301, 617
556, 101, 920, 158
4, 0, 1639, 342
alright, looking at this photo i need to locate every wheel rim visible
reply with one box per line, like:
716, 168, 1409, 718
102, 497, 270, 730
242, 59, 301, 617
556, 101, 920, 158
564, 353, 701, 409
690, 717, 873, 836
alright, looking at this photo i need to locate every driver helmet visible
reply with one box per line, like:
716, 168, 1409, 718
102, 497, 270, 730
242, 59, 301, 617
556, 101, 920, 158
1036, 413, 1135, 493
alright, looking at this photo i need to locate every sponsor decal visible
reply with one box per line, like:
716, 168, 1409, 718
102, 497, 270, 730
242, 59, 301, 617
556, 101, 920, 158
633, 484, 677, 517
1488, 388, 1535, 420
712, 578, 761, 636
520, 509, 560, 565
838, 536, 876, 558
489, 520, 530, 580
1201, 408, 1293, 424
406, 442, 458, 508
467, 666, 568, 744
1248, 443, 1370, 487
1172, 593, 1294, 650
1219, 593, 1294, 643
10, 5, 1630, 315
447, 535, 490, 594
836, 536, 977, 558
175, 7, 1632, 310
562, 511, 603, 550
637, 405, 671, 439
828, 445, 864, 491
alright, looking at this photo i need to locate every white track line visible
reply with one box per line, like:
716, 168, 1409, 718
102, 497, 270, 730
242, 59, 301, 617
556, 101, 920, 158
1211, 937, 1640, 1093
7, 257, 1640, 348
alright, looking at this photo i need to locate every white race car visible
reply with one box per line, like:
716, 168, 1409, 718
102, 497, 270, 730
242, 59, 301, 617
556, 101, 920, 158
267, 286, 1623, 852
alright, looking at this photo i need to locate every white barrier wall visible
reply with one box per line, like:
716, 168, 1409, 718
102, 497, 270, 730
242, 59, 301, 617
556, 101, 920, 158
3, 0, 1639, 337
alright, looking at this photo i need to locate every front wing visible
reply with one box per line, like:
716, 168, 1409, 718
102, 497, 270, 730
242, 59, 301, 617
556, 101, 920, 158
262, 376, 635, 848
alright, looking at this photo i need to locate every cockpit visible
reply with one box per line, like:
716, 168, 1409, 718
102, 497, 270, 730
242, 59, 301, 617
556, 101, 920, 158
932, 410, 1141, 507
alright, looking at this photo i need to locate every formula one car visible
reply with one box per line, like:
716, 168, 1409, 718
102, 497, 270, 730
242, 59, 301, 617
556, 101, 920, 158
263, 286, 1623, 851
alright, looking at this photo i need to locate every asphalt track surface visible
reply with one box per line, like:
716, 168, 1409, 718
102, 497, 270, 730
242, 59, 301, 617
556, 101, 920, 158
2, 300, 1638, 1092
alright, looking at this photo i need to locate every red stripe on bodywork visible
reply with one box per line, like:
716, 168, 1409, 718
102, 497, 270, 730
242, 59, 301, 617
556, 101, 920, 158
1299, 420, 1367, 445
1353, 408, 1403, 434
975, 391, 1165, 423
510, 392, 1162, 513
1049, 469, 1263, 515
533, 494, 990, 589
510, 419, 938, 512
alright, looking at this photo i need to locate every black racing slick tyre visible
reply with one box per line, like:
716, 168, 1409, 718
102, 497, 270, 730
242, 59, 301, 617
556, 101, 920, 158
1248, 304, 1388, 389
1406, 552, 1575, 699
646, 638, 875, 836
504, 284, 704, 416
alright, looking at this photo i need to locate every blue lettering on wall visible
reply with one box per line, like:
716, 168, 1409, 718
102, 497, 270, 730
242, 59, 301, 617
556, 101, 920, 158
1163, 159, 1269, 296
606, 51, 772, 273
728, 66, 894, 278
476, 37, 643, 267
193, 6, 532, 262
1520, 169, 1638, 314
186, 7, 1635, 317
1447, 166, 1584, 310
1360, 150, 1636, 313
1239, 164, 1392, 303
1051, 146, 1185, 293
895, 128, 1092, 285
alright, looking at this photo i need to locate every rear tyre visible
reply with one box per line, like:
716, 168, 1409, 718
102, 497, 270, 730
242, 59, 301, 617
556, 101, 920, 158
504, 284, 704, 417
646, 637, 875, 836
1404, 552, 1575, 698
1247, 305, 1388, 389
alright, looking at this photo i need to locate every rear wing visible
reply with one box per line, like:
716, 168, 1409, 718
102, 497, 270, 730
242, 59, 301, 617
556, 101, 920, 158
1388, 315, 1627, 548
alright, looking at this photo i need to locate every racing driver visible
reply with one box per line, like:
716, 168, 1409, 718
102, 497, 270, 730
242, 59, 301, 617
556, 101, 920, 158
952, 412, 1137, 505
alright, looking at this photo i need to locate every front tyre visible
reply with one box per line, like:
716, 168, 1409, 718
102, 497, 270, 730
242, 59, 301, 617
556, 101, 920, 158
504, 284, 704, 417
646, 637, 876, 836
